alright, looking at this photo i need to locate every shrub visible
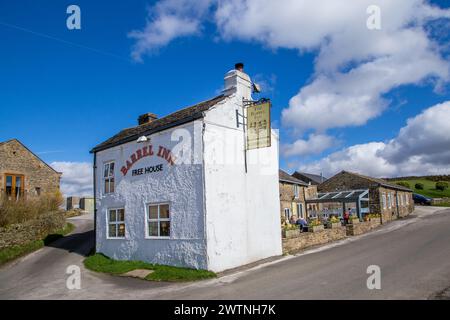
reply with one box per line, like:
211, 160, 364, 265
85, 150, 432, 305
415, 183, 424, 190
396, 181, 410, 189
436, 181, 449, 191
0, 191, 63, 227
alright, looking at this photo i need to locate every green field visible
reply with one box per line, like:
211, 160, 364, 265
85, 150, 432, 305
391, 179, 450, 199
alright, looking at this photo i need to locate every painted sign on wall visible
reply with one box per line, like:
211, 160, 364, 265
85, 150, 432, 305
246, 101, 271, 150
120, 145, 175, 176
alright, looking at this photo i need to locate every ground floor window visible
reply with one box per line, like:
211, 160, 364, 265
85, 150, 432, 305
4, 174, 24, 200
284, 208, 291, 221
107, 208, 125, 238
382, 193, 387, 210
147, 203, 170, 238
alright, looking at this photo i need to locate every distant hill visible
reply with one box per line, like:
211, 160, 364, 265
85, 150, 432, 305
384, 175, 450, 182
386, 175, 450, 199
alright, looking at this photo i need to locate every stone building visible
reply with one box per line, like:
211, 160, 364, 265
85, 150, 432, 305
292, 171, 327, 185
0, 139, 61, 200
90, 65, 281, 272
279, 170, 318, 223
318, 171, 414, 222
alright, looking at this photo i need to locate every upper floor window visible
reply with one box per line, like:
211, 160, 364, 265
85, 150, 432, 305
103, 162, 115, 194
294, 185, 300, 199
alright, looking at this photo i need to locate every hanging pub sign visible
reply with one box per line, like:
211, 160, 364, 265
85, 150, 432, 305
246, 100, 271, 150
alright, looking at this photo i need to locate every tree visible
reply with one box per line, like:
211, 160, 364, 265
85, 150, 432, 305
436, 181, 449, 191
415, 183, 424, 190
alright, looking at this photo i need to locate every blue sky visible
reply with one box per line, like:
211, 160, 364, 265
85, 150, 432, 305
1, 0, 450, 195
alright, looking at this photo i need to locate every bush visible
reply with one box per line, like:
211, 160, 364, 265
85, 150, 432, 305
396, 181, 410, 189
415, 183, 424, 190
436, 181, 449, 191
0, 191, 63, 227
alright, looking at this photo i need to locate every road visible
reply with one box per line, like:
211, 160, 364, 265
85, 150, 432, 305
0, 207, 449, 299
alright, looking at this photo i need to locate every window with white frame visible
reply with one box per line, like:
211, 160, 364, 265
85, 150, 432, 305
387, 193, 392, 208
103, 162, 115, 194
107, 208, 125, 238
294, 185, 300, 199
382, 193, 387, 210
284, 208, 291, 221
147, 203, 171, 237
406, 194, 409, 205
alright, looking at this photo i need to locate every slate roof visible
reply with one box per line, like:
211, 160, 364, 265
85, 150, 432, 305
91, 95, 227, 153
293, 171, 327, 185
340, 171, 412, 192
279, 170, 309, 186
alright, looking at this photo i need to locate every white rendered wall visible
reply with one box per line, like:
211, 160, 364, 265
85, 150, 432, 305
95, 121, 208, 270
202, 95, 282, 272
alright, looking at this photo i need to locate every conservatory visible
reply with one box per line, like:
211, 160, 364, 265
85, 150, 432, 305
305, 189, 370, 220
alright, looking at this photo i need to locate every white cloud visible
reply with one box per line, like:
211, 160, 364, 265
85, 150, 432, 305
281, 133, 337, 157
298, 101, 450, 178
130, 0, 450, 156
51, 162, 93, 197
129, 0, 213, 61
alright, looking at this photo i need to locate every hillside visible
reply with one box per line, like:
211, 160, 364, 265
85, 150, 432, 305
389, 178, 450, 199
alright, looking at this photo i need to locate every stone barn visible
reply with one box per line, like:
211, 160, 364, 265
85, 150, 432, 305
0, 139, 61, 200
318, 171, 414, 222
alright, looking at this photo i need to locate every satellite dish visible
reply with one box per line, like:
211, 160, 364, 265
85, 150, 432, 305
137, 136, 149, 143
252, 83, 261, 93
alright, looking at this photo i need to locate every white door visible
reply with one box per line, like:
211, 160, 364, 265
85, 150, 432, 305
297, 203, 304, 219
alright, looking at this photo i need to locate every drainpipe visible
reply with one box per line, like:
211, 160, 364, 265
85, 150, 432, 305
93, 152, 97, 253
395, 190, 400, 219
303, 186, 308, 219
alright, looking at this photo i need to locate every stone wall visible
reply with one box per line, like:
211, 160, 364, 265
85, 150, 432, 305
346, 219, 381, 236
0, 212, 66, 250
0, 139, 61, 198
282, 227, 347, 254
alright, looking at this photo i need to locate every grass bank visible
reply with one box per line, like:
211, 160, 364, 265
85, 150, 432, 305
84, 253, 216, 282
0, 222, 75, 266
391, 179, 450, 199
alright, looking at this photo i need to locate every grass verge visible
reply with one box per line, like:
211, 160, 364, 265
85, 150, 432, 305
84, 253, 217, 282
0, 222, 75, 266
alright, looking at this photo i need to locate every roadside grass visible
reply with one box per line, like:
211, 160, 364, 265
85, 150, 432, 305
0, 222, 75, 266
434, 202, 450, 207
391, 179, 450, 199
84, 253, 217, 282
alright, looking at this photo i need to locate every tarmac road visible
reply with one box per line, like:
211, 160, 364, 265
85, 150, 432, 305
0, 207, 449, 300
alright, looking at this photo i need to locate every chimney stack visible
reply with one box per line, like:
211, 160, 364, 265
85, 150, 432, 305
138, 113, 158, 125
223, 62, 252, 100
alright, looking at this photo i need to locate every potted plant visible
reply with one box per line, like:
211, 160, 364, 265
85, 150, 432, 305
349, 214, 360, 224
282, 223, 300, 238
308, 219, 324, 233
326, 216, 341, 229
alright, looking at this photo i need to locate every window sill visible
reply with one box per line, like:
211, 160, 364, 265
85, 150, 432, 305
145, 236, 171, 240
106, 237, 126, 240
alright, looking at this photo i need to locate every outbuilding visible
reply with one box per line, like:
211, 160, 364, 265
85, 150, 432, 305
90, 65, 281, 272
316, 171, 414, 222
0, 139, 61, 200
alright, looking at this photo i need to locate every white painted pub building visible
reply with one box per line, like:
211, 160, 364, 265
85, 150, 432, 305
91, 65, 281, 272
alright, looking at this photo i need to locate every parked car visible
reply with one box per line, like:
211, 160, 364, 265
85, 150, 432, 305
413, 193, 432, 205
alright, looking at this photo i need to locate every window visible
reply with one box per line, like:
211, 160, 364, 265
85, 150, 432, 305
147, 204, 171, 238
382, 193, 387, 210
297, 203, 304, 219
35, 187, 41, 196
4, 174, 24, 200
107, 208, 125, 238
284, 208, 291, 221
387, 193, 392, 208
406, 194, 409, 205
294, 185, 300, 199
103, 162, 115, 194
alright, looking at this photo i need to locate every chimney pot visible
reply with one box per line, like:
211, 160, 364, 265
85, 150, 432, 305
235, 62, 244, 72
138, 113, 158, 125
